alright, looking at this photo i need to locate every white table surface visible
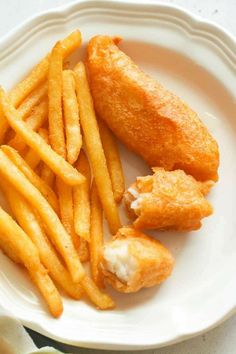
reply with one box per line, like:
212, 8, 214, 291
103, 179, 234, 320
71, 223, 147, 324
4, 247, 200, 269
0, 0, 235, 353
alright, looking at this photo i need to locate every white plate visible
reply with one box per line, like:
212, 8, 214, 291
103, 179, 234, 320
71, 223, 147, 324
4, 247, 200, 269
0, 0, 236, 350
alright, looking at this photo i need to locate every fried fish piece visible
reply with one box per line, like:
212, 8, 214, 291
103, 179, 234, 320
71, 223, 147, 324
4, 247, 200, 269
87, 35, 219, 182
124, 168, 213, 231
102, 227, 174, 293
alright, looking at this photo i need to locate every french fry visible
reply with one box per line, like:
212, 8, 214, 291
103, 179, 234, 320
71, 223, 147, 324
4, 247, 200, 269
24, 148, 41, 169
56, 177, 80, 252
81, 276, 114, 310
17, 82, 47, 119
1, 180, 83, 300
29, 267, 63, 318
63, 70, 82, 164
2, 145, 59, 214
98, 120, 125, 203
0, 149, 84, 282
78, 238, 89, 263
24, 128, 48, 169
48, 42, 66, 158
9, 99, 48, 152
90, 181, 104, 288
0, 87, 85, 186
41, 164, 55, 188
0, 30, 82, 144
74, 62, 121, 234
0, 235, 22, 264
0, 205, 63, 317
35, 128, 55, 187
73, 150, 91, 241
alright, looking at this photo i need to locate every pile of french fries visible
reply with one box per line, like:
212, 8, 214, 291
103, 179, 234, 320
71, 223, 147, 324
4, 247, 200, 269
0, 30, 125, 317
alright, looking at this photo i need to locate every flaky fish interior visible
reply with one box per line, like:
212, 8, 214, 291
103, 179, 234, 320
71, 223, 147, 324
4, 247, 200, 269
102, 227, 174, 293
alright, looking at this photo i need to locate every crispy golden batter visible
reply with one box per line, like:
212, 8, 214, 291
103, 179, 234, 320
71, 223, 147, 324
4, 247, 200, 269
87, 35, 219, 182
124, 168, 213, 231
102, 227, 174, 293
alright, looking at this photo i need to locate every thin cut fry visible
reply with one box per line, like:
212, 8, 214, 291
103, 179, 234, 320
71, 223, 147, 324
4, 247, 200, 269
74, 62, 121, 234
56, 177, 80, 252
81, 275, 114, 310
0, 235, 22, 264
41, 164, 55, 188
9, 99, 48, 152
48, 42, 66, 158
17, 82, 47, 119
0, 205, 63, 317
78, 238, 89, 263
29, 268, 63, 317
2, 145, 59, 214
0, 87, 85, 186
90, 181, 104, 288
1, 181, 83, 299
24, 128, 48, 169
73, 150, 91, 241
36, 128, 55, 187
63, 70, 82, 164
0, 30, 82, 143
99, 120, 125, 203
0, 149, 84, 282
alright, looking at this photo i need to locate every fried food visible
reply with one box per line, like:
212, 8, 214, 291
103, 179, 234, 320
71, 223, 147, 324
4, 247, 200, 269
74, 62, 121, 234
98, 120, 125, 203
0, 203, 63, 317
0, 87, 85, 186
48, 42, 66, 158
0, 30, 82, 144
124, 168, 214, 231
1, 180, 83, 300
62, 70, 82, 164
0, 149, 84, 283
102, 227, 174, 293
90, 181, 104, 288
87, 35, 219, 182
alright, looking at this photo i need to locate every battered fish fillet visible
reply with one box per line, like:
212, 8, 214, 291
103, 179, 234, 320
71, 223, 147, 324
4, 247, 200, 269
124, 168, 213, 231
87, 35, 219, 182
102, 227, 174, 293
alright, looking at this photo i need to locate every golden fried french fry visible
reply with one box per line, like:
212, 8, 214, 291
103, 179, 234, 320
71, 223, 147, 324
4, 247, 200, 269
0, 235, 22, 264
0, 87, 85, 186
48, 42, 66, 158
29, 267, 63, 318
90, 181, 104, 288
63, 70, 82, 164
41, 164, 55, 188
39, 127, 48, 139
24, 148, 41, 169
0, 30, 82, 144
24, 128, 48, 169
1, 181, 83, 300
56, 177, 80, 251
73, 150, 91, 241
78, 238, 89, 263
74, 62, 121, 234
2, 145, 59, 214
17, 82, 47, 119
0, 150, 84, 282
35, 128, 55, 187
81, 275, 114, 310
9, 100, 48, 152
98, 120, 125, 203
0, 204, 63, 317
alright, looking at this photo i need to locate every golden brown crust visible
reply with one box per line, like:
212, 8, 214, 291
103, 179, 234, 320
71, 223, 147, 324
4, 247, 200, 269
87, 35, 219, 182
102, 227, 174, 293
124, 168, 213, 231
